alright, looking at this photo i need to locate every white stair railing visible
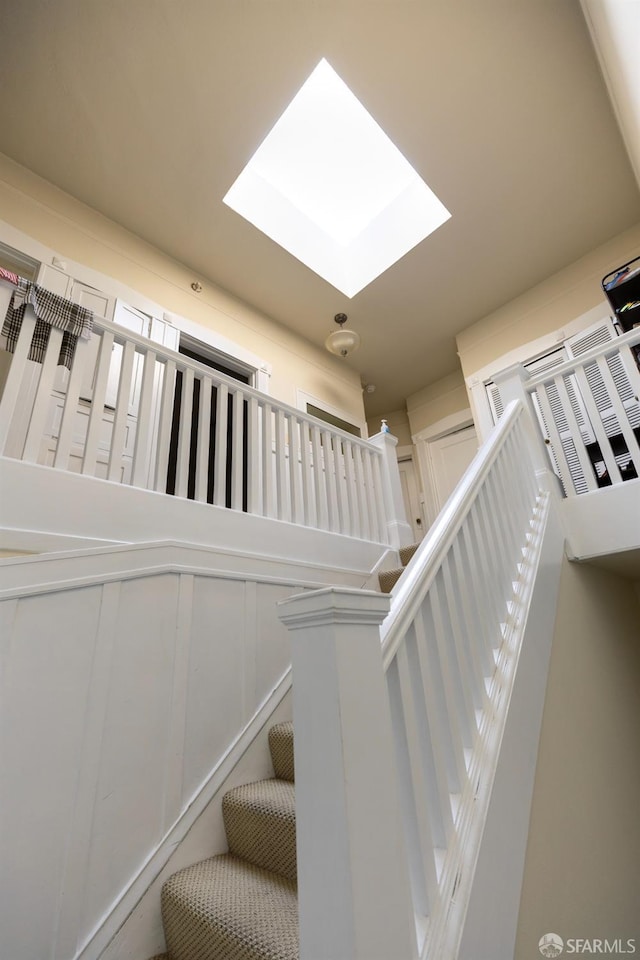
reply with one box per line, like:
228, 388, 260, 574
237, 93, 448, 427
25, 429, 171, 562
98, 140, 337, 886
494, 325, 640, 497
0, 308, 409, 543
279, 400, 555, 960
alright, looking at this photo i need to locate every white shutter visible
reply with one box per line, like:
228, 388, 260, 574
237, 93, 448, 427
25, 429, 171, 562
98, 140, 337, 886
566, 317, 640, 434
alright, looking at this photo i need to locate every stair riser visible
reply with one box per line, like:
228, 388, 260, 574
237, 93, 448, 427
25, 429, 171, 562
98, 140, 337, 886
223, 797, 297, 883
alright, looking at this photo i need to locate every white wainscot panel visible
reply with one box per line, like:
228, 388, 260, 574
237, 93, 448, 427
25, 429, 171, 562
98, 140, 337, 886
0, 587, 102, 960
182, 576, 249, 801
79, 573, 181, 945
254, 582, 301, 706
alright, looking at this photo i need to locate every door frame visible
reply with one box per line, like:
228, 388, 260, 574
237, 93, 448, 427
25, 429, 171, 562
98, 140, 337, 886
412, 408, 475, 526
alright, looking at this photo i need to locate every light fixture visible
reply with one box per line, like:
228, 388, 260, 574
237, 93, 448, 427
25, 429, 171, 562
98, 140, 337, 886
325, 313, 361, 358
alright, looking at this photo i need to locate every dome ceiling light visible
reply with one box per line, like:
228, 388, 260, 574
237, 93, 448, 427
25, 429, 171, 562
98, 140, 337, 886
325, 313, 361, 358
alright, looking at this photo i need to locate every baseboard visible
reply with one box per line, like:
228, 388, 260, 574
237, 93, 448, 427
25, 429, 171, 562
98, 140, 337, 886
77, 672, 292, 960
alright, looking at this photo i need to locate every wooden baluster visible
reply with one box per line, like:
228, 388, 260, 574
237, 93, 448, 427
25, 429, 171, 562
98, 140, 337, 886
434, 562, 478, 747
534, 382, 580, 495
231, 388, 244, 510
409, 610, 455, 846
311, 423, 328, 529
275, 409, 288, 521
174, 367, 194, 498
154, 358, 176, 492
213, 382, 228, 508
82, 330, 114, 477
343, 439, 359, 537
107, 339, 136, 482
333, 434, 350, 535
53, 336, 90, 471
353, 443, 371, 540
131, 348, 157, 489
246, 396, 260, 515
322, 429, 339, 532
415, 596, 468, 795
549, 376, 597, 493
387, 641, 440, 917
0, 307, 37, 455
23, 327, 64, 463
595, 355, 640, 477
299, 418, 315, 527
262, 403, 276, 518
289, 415, 304, 524
194, 374, 212, 503
370, 451, 388, 543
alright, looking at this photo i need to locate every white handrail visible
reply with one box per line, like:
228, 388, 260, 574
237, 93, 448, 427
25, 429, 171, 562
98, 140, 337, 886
381, 399, 523, 669
279, 399, 553, 960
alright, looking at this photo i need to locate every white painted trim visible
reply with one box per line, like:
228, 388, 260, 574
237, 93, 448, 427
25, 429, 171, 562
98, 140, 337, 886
411, 408, 475, 526
296, 388, 367, 438
464, 301, 614, 389
0, 538, 382, 600
77, 670, 292, 960
463, 302, 616, 441
456, 499, 565, 960
395, 443, 415, 461
412, 407, 474, 444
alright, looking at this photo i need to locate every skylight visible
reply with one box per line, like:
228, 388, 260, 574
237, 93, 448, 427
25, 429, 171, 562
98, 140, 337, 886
223, 59, 451, 298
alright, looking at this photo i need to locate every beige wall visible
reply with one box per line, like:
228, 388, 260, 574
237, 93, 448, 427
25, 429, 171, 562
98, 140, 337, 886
366, 407, 412, 447
406, 369, 469, 437
457, 221, 640, 381
515, 558, 640, 955
0, 153, 364, 423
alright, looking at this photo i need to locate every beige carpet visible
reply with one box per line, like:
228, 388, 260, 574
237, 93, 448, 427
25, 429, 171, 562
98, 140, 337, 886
156, 722, 298, 960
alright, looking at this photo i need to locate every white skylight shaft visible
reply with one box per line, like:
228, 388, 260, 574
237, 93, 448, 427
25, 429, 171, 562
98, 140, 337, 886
224, 58, 450, 297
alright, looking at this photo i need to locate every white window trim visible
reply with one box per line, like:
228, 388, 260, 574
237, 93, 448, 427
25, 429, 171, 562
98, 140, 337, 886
465, 301, 616, 442
296, 388, 367, 438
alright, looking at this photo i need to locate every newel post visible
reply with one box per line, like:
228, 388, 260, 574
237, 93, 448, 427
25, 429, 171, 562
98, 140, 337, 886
278, 587, 418, 960
368, 429, 414, 547
492, 363, 558, 489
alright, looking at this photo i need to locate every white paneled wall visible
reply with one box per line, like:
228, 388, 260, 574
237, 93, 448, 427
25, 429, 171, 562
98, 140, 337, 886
0, 558, 318, 960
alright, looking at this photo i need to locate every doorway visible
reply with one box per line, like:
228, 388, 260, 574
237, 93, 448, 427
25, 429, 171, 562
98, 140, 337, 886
165, 343, 250, 505
414, 411, 479, 526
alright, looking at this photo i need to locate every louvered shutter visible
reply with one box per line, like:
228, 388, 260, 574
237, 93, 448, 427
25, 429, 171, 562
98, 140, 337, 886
566, 318, 640, 432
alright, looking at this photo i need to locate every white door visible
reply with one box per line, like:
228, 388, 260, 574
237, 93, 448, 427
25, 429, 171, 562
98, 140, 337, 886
398, 456, 425, 542
428, 424, 478, 513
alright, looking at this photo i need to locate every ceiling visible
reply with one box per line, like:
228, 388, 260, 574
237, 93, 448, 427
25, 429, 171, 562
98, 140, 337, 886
0, 0, 639, 417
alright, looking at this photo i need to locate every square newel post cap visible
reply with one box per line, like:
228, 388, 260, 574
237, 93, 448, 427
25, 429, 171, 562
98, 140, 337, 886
278, 586, 390, 630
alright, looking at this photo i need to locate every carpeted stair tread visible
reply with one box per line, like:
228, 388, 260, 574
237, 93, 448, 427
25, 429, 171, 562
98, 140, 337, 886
161, 853, 298, 960
399, 542, 420, 566
379, 542, 421, 593
268, 722, 294, 782
378, 567, 405, 593
223, 779, 296, 882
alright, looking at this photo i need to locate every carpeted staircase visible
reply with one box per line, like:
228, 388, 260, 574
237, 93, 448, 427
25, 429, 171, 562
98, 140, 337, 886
150, 721, 298, 960
146, 551, 420, 960
377, 541, 420, 593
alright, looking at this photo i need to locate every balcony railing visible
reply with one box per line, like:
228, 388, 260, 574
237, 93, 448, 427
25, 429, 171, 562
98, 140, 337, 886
494, 325, 640, 497
0, 303, 407, 544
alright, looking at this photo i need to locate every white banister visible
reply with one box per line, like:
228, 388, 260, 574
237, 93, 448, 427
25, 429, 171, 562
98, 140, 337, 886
0, 309, 410, 544
281, 400, 558, 960
369, 429, 414, 547
278, 587, 418, 960
494, 327, 640, 497
0, 305, 37, 455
